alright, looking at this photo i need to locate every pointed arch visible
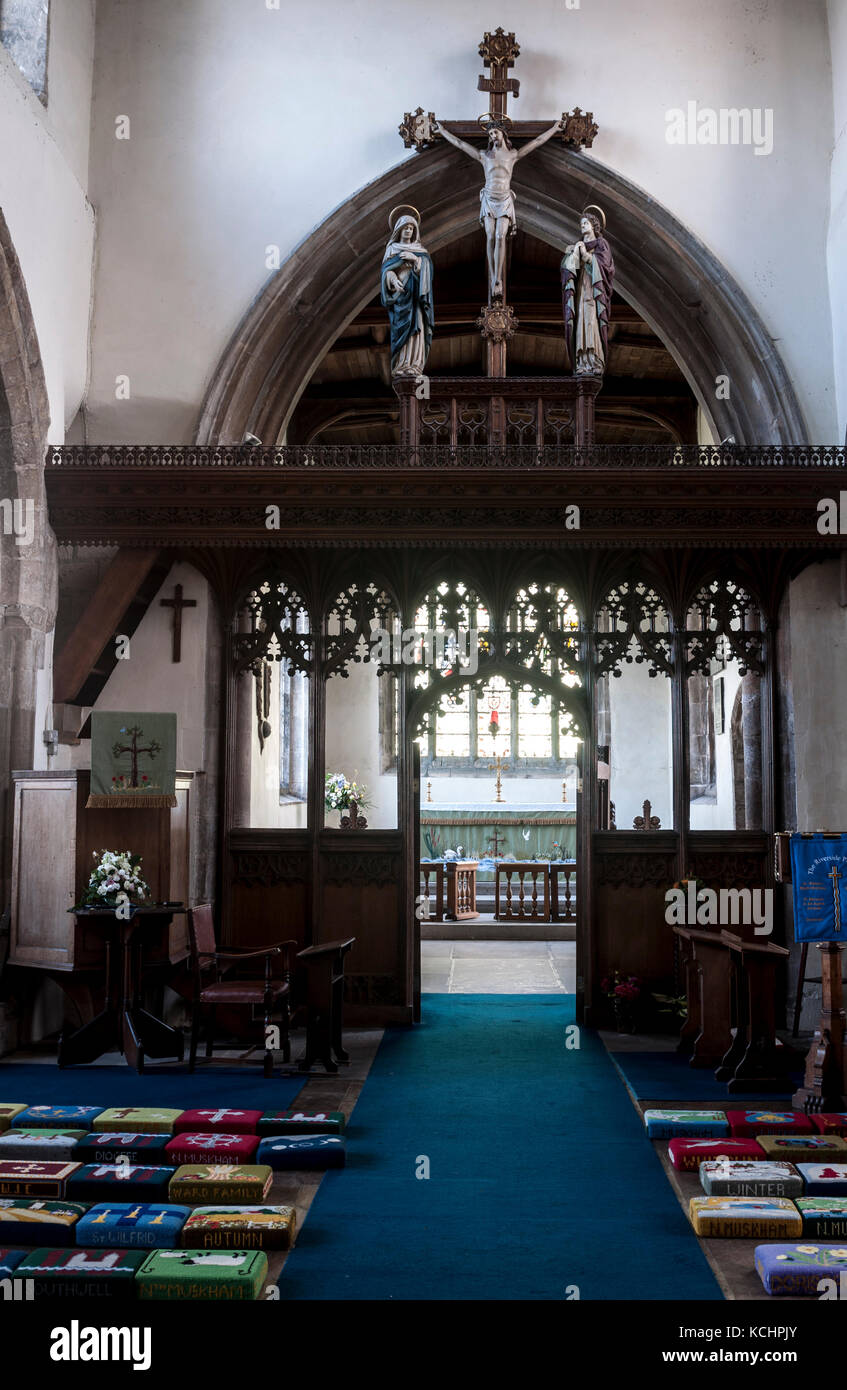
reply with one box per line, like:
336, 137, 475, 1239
196, 144, 807, 448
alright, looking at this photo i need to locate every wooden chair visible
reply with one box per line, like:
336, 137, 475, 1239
187, 903, 297, 1076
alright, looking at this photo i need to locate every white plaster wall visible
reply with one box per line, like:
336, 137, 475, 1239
425, 772, 576, 807
56, 560, 212, 773
690, 665, 743, 829
324, 662, 397, 828
790, 558, 847, 827
827, 0, 847, 443
0, 0, 96, 438
83, 0, 838, 444
609, 660, 673, 829
248, 658, 307, 827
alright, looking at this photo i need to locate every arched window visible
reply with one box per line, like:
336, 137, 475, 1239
0, 0, 50, 103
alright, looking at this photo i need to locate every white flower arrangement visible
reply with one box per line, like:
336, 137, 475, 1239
324, 771, 369, 812
80, 849, 150, 909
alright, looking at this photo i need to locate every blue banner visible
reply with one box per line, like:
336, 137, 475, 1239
790, 833, 847, 941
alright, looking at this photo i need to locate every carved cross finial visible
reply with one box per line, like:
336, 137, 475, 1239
633, 799, 661, 831
340, 798, 368, 830
478, 28, 521, 120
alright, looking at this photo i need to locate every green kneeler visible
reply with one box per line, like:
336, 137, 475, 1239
137, 1248, 268, 1299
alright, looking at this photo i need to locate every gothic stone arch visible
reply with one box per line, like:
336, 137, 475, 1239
0, 207, 56, 896
196, 144, 807, 448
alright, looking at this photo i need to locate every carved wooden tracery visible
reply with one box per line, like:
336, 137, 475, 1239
684, 578, 765, 677
594, 580, 673, 679
323, 581, 398, 679
232, 578, 312, 676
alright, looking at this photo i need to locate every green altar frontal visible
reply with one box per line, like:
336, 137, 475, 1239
420, 808, 576, 863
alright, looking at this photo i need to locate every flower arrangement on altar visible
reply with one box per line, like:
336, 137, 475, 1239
324, 772, 370, 813
79, 850, 150, 909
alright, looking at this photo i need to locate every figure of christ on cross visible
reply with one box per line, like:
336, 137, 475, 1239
433, 118, 564, 301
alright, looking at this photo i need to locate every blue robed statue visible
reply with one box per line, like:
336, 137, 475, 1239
380, 205, 434, 378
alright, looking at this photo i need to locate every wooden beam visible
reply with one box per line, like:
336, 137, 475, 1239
53, 549, 162, 704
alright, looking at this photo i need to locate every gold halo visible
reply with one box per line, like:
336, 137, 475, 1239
388, 204, 420, 230
583, 204, 607, 231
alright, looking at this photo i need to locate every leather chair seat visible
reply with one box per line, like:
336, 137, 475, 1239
199, 980, 290, 1005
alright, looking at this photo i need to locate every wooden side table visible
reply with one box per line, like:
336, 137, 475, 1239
295, 937, 355, 1073
58, 906, 185, 1072
445, 861, 478, 920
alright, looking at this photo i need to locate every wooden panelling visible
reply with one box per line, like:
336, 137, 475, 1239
10, 776, 78, 968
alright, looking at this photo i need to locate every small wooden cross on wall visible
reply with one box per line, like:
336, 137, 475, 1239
160, 583, 196, 663
633, 799, 661, 831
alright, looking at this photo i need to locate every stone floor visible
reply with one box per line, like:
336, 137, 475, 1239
421, 939, 576, 993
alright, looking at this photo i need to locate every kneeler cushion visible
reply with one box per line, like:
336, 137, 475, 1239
15, 1247, 146, 1298
755, 1244, 847, 1296
668, 1139, 763, 1171
757, 1134, 847, 1164
0, 1198, 87, 1245
77, 1203, 192, 1249
136, 1248, 268, 1300
811, 1113, 847, 1137
169, 1165, 273, 1203
258, 1110, 346, 1136
726, 1109, 814, 1137
68, 1164, 175, 1202
182, 1205, 296, 1250
698, 1160, 802, 1197
796, 1163, 847, 1195
0, 1248, 25, 1277
643, 1110, 728, 1139
796, 1196, 847, 1236
688, 1196, 802, 1238
0, 1160, 80, 1197
76, 1132, 172, 1164
93, 1107, 183, 1134
0, 1129, 86, 1160
13, 1105, 103, 1130
257, 1134, 347, 1170
172, 1109, 262, 1135
0, 1105, 27, 1133
165, 1132, 260, 1165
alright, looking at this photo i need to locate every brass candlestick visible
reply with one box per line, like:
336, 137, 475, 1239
426, 780, 433, 803
489, 751, 506, 803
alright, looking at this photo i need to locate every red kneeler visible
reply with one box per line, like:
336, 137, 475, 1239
187, 903, 296, 1076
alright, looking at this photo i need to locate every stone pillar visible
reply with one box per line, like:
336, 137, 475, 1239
231, 615, 254, 828
741, 672, 763, 830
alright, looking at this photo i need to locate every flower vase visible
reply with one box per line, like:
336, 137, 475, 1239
614, 997, 635, 1034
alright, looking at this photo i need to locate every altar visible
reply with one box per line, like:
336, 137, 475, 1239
420, 806, 576, 863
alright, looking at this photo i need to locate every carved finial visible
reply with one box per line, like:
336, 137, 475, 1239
633, 798, 661, 831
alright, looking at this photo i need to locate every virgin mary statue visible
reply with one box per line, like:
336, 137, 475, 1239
561, 206, 615, 376
380, 207, 434, 377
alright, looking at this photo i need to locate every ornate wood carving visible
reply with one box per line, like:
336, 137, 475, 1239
594, 580, 673, 678
230, 850, 309, 886
233, 579, 312, 676
596, 852, 677, 889
321, 852, 402, 886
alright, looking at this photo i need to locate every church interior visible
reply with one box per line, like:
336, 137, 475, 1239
0, 0, 846, 1339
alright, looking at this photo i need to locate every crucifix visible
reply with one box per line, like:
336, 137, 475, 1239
112, 723, 160, 789
160, 583, 196, 663
399, 29, 599, 369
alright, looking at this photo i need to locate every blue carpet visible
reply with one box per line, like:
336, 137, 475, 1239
609, 1049, 798, 1103
279, 996, 723, 1300
0, 1063, 304, 1111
